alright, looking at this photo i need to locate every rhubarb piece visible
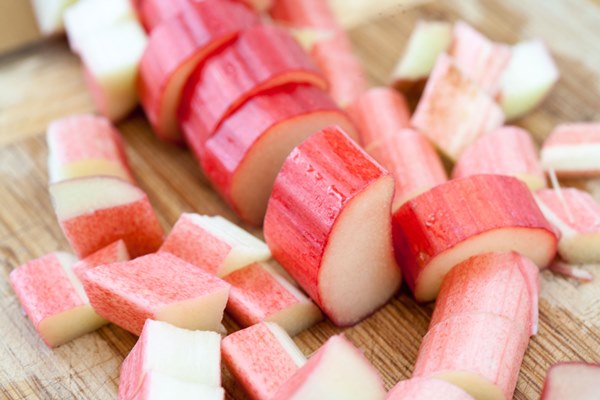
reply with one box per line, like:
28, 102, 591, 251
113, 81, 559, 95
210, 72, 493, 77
179, 24, 326, 147
64, 0, 136, 53
264, 126, 401, 326
82, 253, 230, 336
139, 0, 259, 143
131, 371, 225, 400
387, 377, 475, 400
30, 0, 77, 35
224, 263, 323, 336
221, 322, 306, 400
411, 54, 505, 161
430, 252, 540, 336
273, 335, 386, 400
548, 261, 594, 282
346, 87, 410, 149
159, 213, 270, 277
134, 0, 188, 32
392, 174, 557, 302
540, 123, 600, 177
413, 314, 530, 400
9, 252, 107, 347
201, 84, 357, 225
535, 188, 600, 264
46, 114, 134, 184
80, 19, 147, 121
50, 176, 164, 258
499, 40, 559, 120
452, 126, 546, 190
287, 27, 335, 52
541, 362, 600, 400
368, 128, 448, 210
269, 0, 339, 29
390, 20, 452, 91
448, 21, 511, 96
118, 319, 221, 399
72, 240, 130, 281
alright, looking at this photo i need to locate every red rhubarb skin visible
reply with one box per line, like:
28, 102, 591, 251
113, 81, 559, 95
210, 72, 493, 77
9, 253, 83, 346
386, 377, 475, 400
159, 214, 231, 275
136, 0, 189, 32
81, 253, 230, 336
222, 322, 301, 400
392, 174, 557, 297
346, 87, 411, 149
60, 196, 164, 259
543, 122, 600, 147
72, 239, 130, 281
139, 0, 259, 143
269, 0, 338, 29
118, 331, 144, 399
263, 126, 389, 316
536, 188, 600, 233
413, 313, 530, 400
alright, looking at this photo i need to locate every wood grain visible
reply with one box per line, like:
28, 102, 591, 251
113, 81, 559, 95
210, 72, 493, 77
1, 1, 600, 399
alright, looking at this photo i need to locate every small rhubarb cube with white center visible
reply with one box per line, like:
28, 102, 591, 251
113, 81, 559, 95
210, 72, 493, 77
80, 19, 147, 121
118, 319, 221, 400
30, 0, 77, 35
541, 362, 600, 400
200, 84, 357, 226
452, 126, 546, 190
9, 252, 107, 347
413, 313, 530, 400
540, 123, 600, 177
223, 263, 323, 336
390, 20, 452, 91
368, 128, 448, 210
159, 213, 270, 277
386, 377, 475, 400
411, 54, 505, 161
46, 114, 134, 184
392, 174, 557, 302
139, 0, 259, 143
346, 87, 411, 149
431, 252, 540, 336
264, 126, 401, 326
499, 40, 559, 120
50, 176, 164, 258
273, 335, 386, 400
178, 24, 326, 147
221, 322, 306, 400
81, 253, 230, 336
535, 188, 600, 264
72, 240, 130, 281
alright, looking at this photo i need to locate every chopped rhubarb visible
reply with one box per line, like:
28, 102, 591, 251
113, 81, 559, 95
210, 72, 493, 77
200, 83, 357, 225
221, 322, 306, 400
72, 240, 130, 281
452, 126, 546, 190
81, 253, 230, 335
540, 122, 600, 177
269, 0, 339, 29
548, 261, 594, 282
9, 252, 107, 347
392, 174, 557, 302
541, 362, 600, 400
387, 377, 475, 400
411, 54, 505, 161
264, 126, 401, 326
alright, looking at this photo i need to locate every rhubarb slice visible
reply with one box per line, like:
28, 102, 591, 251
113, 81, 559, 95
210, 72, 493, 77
81, 253, 230, 335
46, 114, 134, 184
160, 213, 270, 277
536, 188, 600, 264
200, 83, 357, 226
413, 313, 530, 400
139, 0, 259, 143
387, 377, 475, 400
392, 174, 557, 302
224, 263, 323, 336
540, 123, 600, 177
264, 126, 401, 326
31, 0, 77, 35
273, 335, 386, 400
131, 371, 225, 400
411, 54, 505, 161
50, 176, 164, 258
221, 322, 306, 400
452, 126, 546, 190
541, 362, 600, 400
9, 252, 107, 347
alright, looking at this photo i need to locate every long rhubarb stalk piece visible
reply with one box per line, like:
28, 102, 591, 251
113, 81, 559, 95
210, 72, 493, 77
264, 126, 401, 326
392, 174, 557, 302
540, 362, 600, 400
540, 123, 600, 177
72, 240, 130, 280
386, 377, 475, 400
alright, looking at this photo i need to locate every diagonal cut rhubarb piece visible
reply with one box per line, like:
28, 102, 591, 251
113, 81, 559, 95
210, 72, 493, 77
392, 174, 557, 302
540, 122, 600, 177
387, 377, 475, 400
72, 240, 130, 281
264, 126, 401, 326
540, 362, 600, 400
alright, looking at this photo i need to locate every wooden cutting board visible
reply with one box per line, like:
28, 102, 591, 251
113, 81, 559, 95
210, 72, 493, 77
1, 1, 600, 399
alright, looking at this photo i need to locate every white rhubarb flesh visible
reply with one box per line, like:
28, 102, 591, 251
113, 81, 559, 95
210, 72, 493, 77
540, 122, 600, 177
31, 0, 77, 35
540, 362, 600, 400
132, 371, 224, 400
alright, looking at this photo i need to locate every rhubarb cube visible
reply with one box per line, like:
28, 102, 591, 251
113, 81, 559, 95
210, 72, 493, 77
541, 362, 600, 400
387, 377, 475, 400
72, 240, 130, 281
540, 122, 600, 177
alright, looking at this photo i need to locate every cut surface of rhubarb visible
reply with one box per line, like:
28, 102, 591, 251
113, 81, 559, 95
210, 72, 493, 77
540, 123, 600, 177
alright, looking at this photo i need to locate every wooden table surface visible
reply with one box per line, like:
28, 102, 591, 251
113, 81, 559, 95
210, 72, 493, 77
1, 1, 600, 399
